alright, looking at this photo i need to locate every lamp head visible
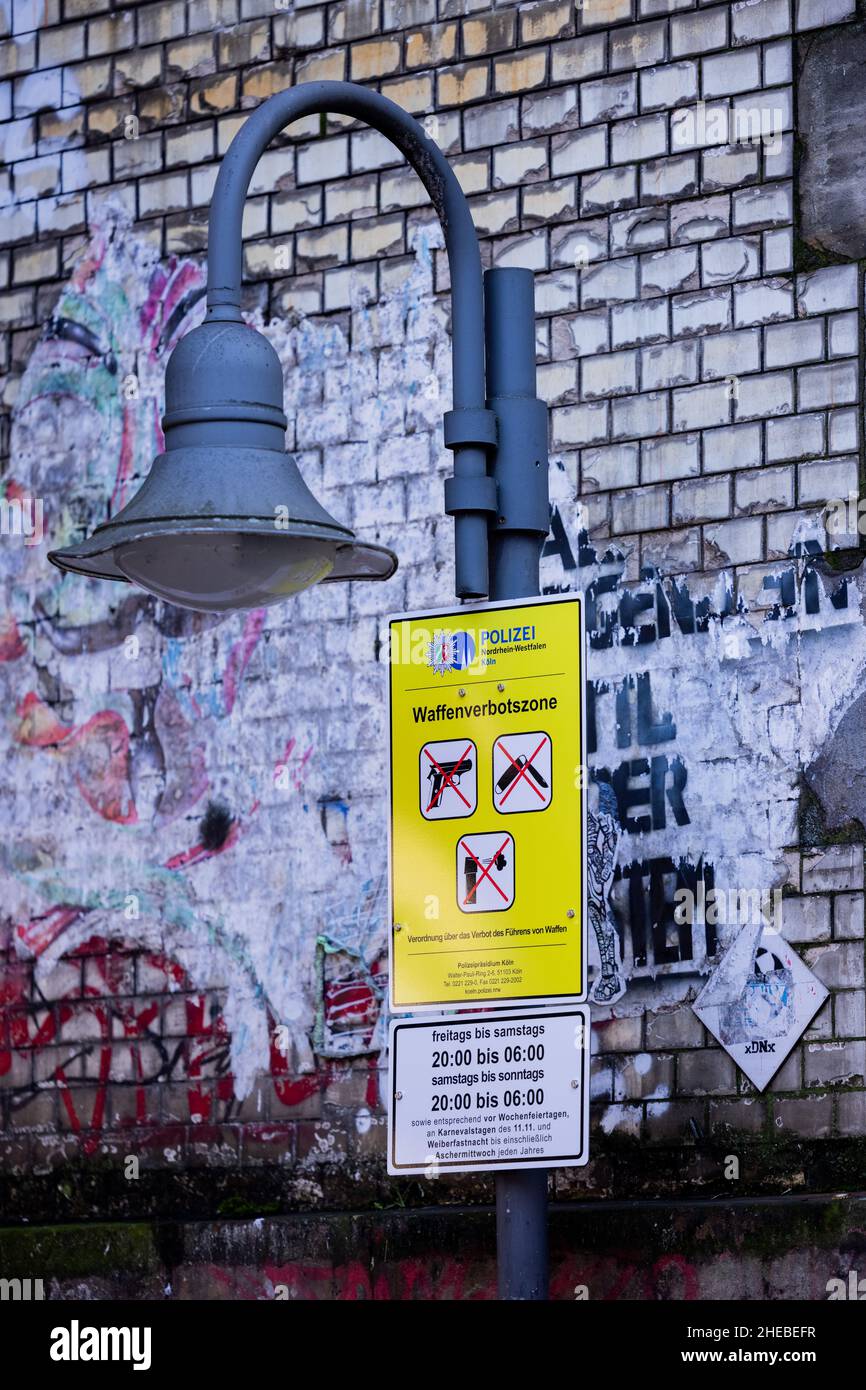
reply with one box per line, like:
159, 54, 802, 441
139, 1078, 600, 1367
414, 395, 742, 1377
48, 316, 397, 611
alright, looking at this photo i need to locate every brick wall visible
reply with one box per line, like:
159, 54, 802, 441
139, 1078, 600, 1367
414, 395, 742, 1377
1, 0, 865, 1222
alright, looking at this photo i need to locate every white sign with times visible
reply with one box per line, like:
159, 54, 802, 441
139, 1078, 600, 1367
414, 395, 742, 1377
387, 1006, 590, 1175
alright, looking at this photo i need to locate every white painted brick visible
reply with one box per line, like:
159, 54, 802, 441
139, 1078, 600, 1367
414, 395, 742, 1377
14, 67, 62, 116
640, 524, 702, 574
611, 206, 668, 256
702, 327, 760, 378
640, 245, 699, 296
610, 20, 668, 71
732, 0, 791, 43
764, 38, 792, 85
611, 390, 669, 439
550, 34, 607, 83
835, 992, 866, 1039
611, 113, 667, 164
806, 941, 865, 992
612, 482, 669, 532
581, 164, 637, 214
551, 124, 607, 175
581, 72, 638, 125
640, 61, 698, 112
795, 0, 856, 29
704, 514, 763, 565
493, 139, 548, 188
799, 856, 859, 909
797, 360, 858, 411
493, 231, 547, 271
765, 507, 822, 558
552, 400, 609, 447
551, 220, 608, 269
36, 191, 84, 235
673, 380, 731, 430
735, 463, 794, 512
463, 98, 520, 150
734, 369, 793, 418
829, 312, 858, 360
522, 85, 579, 135
764, 132, 793, 180
673, 473, 730, 522
798, 456, 859, 506
552, 309, 609, 359
702, 45, 762, 97
796, 264, 858, 316
641, 339, 699, 389
732, 181, 792, 231
703, 421, 762, 472
539, 358, 578, 403
535, 270, 579, 313
701, 235, 760, 285
641, 432, 701, 481
764, 319, 823, 368
670, 99, 732, 153
298, 136, 347, 184
671, 193, 730, 244
672, 286, 732, 335
350, 128, 400, 173
829, 409, 859, 455
763, 228, 792, 273
702, 143, 761, 190
458, 189, 514, 239
766, 412, 824, 461
640, 154, 697, 203
733, 276, 794, 325
671, 7, 729, 57
61, 145, 109, 191
582, 349, 639, 398
610, 295, 668, 346
640, 0, 694, 13
581, 257, 638, 309
582, 441, 639, 490
834, 892, 865, 940
0, 116, 35, 163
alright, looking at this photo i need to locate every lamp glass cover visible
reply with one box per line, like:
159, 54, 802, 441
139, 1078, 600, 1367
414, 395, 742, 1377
114, 531, 337, 612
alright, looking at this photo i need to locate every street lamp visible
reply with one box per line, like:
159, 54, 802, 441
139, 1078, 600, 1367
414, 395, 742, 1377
48, 80, 521, 607
47, 81, 552, 1297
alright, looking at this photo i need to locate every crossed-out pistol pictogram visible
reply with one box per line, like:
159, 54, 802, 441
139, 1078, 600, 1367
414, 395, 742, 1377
419, 739, 477, 820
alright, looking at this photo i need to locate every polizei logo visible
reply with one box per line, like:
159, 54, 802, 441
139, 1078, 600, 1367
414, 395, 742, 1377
426, 629, 476, 675
49, 1320, 152, 1372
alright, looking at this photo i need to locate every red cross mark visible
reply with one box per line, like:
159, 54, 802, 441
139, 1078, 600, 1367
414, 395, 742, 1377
424, 743, 473, 813
461, 835, 511, 905
496, 735, 549, 807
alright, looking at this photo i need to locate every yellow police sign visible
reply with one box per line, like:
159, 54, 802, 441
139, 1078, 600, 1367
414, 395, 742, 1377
388, 594, 586, 1011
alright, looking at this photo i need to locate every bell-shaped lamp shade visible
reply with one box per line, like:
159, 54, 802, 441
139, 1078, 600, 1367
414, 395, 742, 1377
48, 318, 397, 612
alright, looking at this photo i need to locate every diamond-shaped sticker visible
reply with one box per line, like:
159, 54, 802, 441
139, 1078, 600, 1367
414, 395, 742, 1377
693, 924, 828, 1091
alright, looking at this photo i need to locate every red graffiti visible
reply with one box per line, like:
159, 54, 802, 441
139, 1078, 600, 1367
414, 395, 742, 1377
16, 692, 137, 824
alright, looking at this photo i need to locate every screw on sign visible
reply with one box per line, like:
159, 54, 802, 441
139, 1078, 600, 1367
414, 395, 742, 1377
457, 831, 515, 912
492, 732, 552, 814
419, 738, 477, 820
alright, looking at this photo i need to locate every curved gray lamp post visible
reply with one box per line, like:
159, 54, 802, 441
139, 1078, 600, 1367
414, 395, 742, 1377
48, 81, 551, 1298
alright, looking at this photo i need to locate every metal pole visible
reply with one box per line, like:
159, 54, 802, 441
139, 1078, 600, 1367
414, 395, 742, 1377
484, 266, 551, 1300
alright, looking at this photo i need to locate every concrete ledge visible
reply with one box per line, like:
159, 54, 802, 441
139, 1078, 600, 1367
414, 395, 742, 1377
0, 1193, 863, 1300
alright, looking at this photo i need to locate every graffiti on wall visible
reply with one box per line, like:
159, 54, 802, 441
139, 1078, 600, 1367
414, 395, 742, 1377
542, 457, 866, 1053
